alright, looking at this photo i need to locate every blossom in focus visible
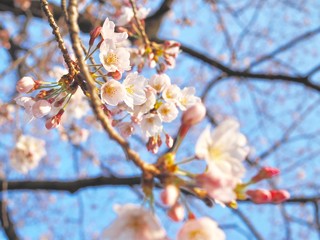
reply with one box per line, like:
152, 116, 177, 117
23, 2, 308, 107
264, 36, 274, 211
149, 74, 171, 93
101, 79, 126, 106
101, 18, 128, 43
177, 87, 200, 111
102, 204, 166, 240
116, 6, 150, 26
195, 119, 249, 180
157, 102, 178, 123
10, 135, 46, 173
140, 114, 163, 138
177, 217, 225, 240
132, 86, 156, 118
99, 40, 131, 73
162, 84, 181, 103
122, 72, 147, 109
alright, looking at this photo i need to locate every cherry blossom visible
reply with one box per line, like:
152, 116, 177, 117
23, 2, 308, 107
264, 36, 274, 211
140, 114, 163, 138
102, 204, 166, 240
32, 99, 52, 118
157, 102, 178, 122
149, 74, 171, 93
177, 87, 200, 111
177, 217, 225, 240
195, 119, 249, 179
10, 135, 46, 173
162, 84, 181, 103
117, 6, 150, 26
101, 18, 128, 43
99, 40, 131, 73
101, 79, 126, 106
123, 72, 147, 109
160, 184, 179, 207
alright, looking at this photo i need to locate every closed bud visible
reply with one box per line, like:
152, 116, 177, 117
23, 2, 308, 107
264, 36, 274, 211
181, 102, 206, 127
160, 184, 179, 207
246, 189, 272, 204
165, 134, 174, 148
270, 190, 290, 204
251, 167, 280, 183
16, 76, 36, 93
45, 109, 64, 129
167, 203, 185, 222
89, 26, 101, 45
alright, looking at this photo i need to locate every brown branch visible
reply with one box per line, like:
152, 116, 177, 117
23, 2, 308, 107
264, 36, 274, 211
66, 0, 159, 175
0, 200, 19, 240
40, 0, 75, 73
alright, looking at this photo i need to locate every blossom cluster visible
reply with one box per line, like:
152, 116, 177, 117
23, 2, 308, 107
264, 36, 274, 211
11, 3, 292, 239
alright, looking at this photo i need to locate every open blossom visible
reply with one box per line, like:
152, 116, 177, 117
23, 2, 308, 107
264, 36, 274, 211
132, 86, 156, 118
102, 204, 166, 240
149, 74, 171, 93
101, 18, 128, 43
123, 72, 147, 109
32, 99, 52, 118
177, 87, 200, 111
10, 135, 46, 173
157, 102, 178, 122
162, 84, 181, 103
117, 6, 150, 26
101, 79, 125, 106
177, 217, 225, 240
99, 40, 131, 73
195, 119, 249, 180
140, 114, 163, 138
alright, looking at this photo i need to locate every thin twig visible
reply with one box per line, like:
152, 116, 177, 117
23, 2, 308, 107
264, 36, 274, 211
40, 0, 75, 74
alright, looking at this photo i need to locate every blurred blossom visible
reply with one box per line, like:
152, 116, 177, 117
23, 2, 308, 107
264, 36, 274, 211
102, 204, 166, 240
10, 135, 46, 173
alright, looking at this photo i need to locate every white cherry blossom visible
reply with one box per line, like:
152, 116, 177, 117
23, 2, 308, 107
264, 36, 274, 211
99, 40, 131, 73
123, 72, 147, 109
177, 217, 225, 240
195, 119, 249, 180
117, 7, 150, 26
10, 135, 46, 173
101, 18, 128, 43
177, 87, 201, 111
140, 114, 163, 138
132, 86, 156, 119
162, 84, 181, 103
149, 74, 171, 93
102, 204, 166, 240
157, 102, 178, 122
101, 80, 125, 106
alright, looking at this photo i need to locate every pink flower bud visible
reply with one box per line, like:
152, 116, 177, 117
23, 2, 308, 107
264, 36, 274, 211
167, 203, 185, 222
107, 70, 122, 80
89, 26, 102, 45
251, 167, 280, 183
16, 76, 35, 93
165, 134, 174, 148
160, 185, 179, 207
270, 190, 290, 204
246, 189, 272, 204
181, 102, 206, 127
45, 109, 64, 129
32, 100, 52, 118
146, 136, 159, 154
